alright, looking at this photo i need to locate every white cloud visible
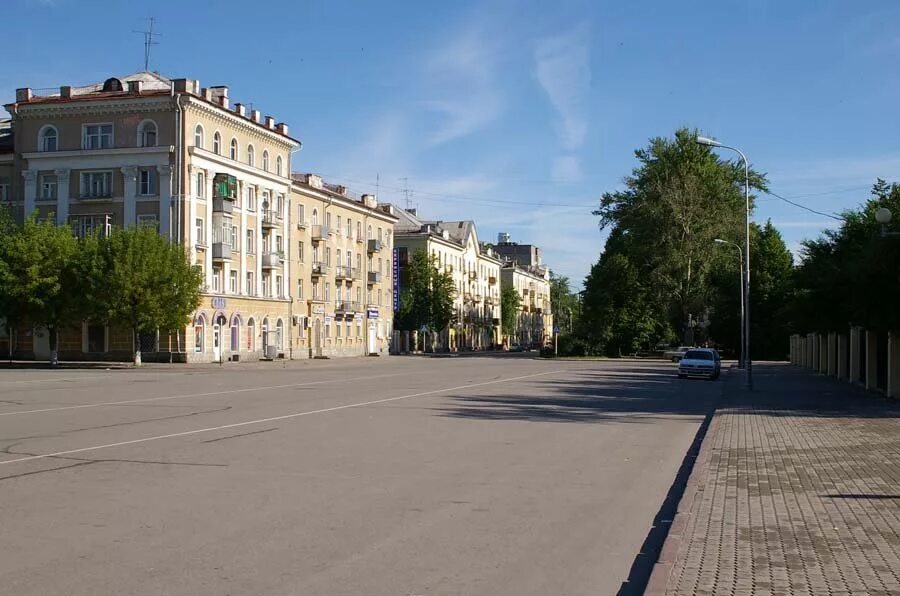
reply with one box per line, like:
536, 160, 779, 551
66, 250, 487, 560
423, 31, 503, 146
534, 24, 591, 152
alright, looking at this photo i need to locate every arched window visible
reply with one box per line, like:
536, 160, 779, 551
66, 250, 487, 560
137, 120, 158, 147
213, 131, 221, 154
246, 317, 256, 351
262, 150, 269, 172
247, 144, 255, 167
193, 314, 206, 353
311, 209, 319, 226
276, 155, 283, 176
230, 138, 238, 160
275, 319, 284, 350
38, 125, 58, 152
194, 125, 204, 149
230, 314, 241, 352
367, 225, 373, 240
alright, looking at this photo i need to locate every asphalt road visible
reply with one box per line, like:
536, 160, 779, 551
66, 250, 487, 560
0, 356, 722, 596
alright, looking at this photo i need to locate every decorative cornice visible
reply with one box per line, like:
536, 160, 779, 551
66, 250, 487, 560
23, 145, 173, 160
291, 184, 397, 223
183, 98, 297, 150
14, 96, 174, 119
188, 146, 289, 188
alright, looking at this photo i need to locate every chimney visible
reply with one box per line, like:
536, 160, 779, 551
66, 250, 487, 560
305, 173, 323, 189
335, 185, 347, 196
173, 78, 190, 93
406, 208, 417, 216
265, 116, 275, 129
250, 109, 261, 123
275, 122, 289, 136
200, 87, 211, 101
208, 86, 229, 109
60, 86, 72, 99
15, 88, 33, 102
234, 103, 246, 117
361, 194, 377, 208
128, 80, 143, 94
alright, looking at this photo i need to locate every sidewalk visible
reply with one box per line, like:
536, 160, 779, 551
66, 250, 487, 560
650, 363, 900, 596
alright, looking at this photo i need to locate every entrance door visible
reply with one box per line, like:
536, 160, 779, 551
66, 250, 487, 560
33, 326, 51, 360
213, 323, 221, 362
367, 321, 377, 354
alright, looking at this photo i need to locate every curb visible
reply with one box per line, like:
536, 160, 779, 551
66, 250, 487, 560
643, 368, 732, 595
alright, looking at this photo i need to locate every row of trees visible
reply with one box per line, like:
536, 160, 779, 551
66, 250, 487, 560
0, 211, 202, 365
566, 128, 795, 358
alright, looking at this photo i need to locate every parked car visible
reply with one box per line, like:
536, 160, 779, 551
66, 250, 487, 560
664, 346, 693, 362
509, 343, 525, 352
677, 348, 721, 380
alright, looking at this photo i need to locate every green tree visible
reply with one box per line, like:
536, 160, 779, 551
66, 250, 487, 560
0, 216, 83, 365
102, 226, 202, 365
500, 285, 520, 343
395, 249, 456, 349
549, 272, 581, 335
591, 128, 767, 347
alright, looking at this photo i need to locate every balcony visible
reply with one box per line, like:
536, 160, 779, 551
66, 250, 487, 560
261, 252, 282, 269
261, 209, 279, 230
212, 197, 234, 214
468, 271, 477, 281
351, 267, 362, 281
488, 275, 497, 285
312, 225, 331, 242
335, 300, 360, 314
334, 266, 352, 280
367, 271, 381, 285
212, 242, 232, 262
70, 214, 112, 238
311, 261, 328, 277
367, 239, 383, 253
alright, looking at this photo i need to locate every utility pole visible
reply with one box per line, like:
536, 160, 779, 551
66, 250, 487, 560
133, 17, 160, 72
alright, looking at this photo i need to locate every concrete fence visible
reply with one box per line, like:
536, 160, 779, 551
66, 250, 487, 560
790, 327, 900, 398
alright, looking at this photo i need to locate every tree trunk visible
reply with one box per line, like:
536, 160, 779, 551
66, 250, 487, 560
133, 328, 142, 367
49, 325, 58, 368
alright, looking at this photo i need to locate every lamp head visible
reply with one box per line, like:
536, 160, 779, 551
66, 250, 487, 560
875, 207, 893, 225
696, 136, 721, 147
714, 238, 727, 244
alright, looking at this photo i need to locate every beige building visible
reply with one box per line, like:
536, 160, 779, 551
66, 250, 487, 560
500, 263, 553, 348
289, 174, 396, 358
393, 208, 501, 351
1, 71, 309, 362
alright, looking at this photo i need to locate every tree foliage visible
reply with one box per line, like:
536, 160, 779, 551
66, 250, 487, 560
395, 249, 456, 334
549, 272, 581, 334
500, 285, 520, 338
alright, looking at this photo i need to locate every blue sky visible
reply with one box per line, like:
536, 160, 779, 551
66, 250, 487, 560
4, 0, 900, 286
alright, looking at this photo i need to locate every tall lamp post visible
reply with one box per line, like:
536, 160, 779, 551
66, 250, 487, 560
713, 239, 744, 368
697, 135, 753, 390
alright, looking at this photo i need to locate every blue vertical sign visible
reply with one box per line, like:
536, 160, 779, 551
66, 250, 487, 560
393, 248, 401, 312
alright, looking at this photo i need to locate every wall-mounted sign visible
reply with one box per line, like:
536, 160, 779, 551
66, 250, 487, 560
393, 248, 400, 313
312, 305, 325, 315
367, 308, 379, 319
324, 316, 334, 323
211, 297, 226, 309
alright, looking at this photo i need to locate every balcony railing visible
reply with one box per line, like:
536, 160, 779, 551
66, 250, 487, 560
334, 300, 360, 313
296, 219, 310, 230
351, 267, 362, 280
367, 271, 381, 284
70, 214, 112, 238
311, 261, 328, 276
212, 242, 232, 261
334, 265, 352, 280
312, 225, 331, 241
367, 239, 383, 253
212, 197, 234, 214
261, 209, 278, 230
261, 252, 282, 269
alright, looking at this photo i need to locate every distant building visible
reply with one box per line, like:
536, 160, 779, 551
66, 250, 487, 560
491, 234, 553, 347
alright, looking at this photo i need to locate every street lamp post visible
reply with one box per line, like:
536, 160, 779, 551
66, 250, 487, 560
714, 239, 745, 368
697, 135, 753, 390
875, 207, 900, 238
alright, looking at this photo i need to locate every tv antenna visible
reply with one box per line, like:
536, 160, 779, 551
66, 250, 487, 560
399, 177, 414, 210
134, 17, 161, 72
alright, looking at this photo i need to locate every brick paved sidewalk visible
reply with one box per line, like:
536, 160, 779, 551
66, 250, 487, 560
652, 363, 900, 596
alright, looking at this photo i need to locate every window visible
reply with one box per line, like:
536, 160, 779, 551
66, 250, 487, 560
298, 279, 303, 300
325, 282, 331, 302
194, 317, 205, 353
194, 125, 204, 148
276, 319, 284, 349
138, 168, 157, 195
262, 275, 270, 297
356, 254, 361, 271
276, 275, 283, 298
298, 241, 304, 262
247, 144, 255, 167
137, 120, 158, 147
276, 155, 283, 176
276, 235, 283, 254
196, 218, 205, 245
86, 324, 106, 353
246, 186, 256, 211
262, 150, 269, 172
196, 171, 206, 199
346, 218, 352, 237
337, 322, 342, 338
261, 190, 270, 214
357, 221, 362, 239
367, 224, 372, 240
347, 250, 352, 271
378, 289, 382, 306
312, 281, 320, 300
213, 131, 221, 154
231, 225, 238, 250
312, 209, 319, 226
356, 287, 361, 303
80, 171, 113, 198
39, 125, 58, 152
298, 204, 305, 224
212, 267, 222, 292
336, 251, 342, 268
246, 272, 254, 295
83, 123, 113, 149
326, 248, 331, 267
0, 178, 8, 201
230, 270, 238, 293
378, 227, 383, 242
326, 212, 332, 229
246, 229, 254, 253
137, 214, 158, 230
276, 194, 284, 216
230, 138, 238, 160
336, 216, 342, 235
40, 175, 57, 200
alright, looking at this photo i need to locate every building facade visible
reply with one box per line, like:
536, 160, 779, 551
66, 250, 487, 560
393, 209, 501, 351
500, 263, 553, 349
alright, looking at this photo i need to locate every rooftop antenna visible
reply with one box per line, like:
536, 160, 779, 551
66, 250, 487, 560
399, 177, 413, 210
134, 17, 160, 72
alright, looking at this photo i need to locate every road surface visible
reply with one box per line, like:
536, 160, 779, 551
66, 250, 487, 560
0, 356, 720, 595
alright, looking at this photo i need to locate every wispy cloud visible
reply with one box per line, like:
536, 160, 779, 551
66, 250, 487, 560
422, 29, 503, 146
534, 24, 591, 181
